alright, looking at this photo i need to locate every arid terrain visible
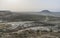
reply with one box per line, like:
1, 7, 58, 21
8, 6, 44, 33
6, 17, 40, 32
0, 10, 60, 38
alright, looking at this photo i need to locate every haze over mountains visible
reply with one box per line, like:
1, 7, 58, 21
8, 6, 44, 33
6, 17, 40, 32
16, 10, 60, 17
0, 10, 60, 17
0, 10, 59, 16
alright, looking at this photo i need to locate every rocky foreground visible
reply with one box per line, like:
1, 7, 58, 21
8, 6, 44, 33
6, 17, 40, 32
0, 29, 60, 38
0, 21, 60, 38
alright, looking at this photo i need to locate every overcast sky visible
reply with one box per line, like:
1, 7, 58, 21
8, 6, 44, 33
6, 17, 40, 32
0, 0, 60, 12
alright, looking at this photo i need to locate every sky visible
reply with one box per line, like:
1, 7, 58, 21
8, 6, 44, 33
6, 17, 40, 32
0, 0, 60, 12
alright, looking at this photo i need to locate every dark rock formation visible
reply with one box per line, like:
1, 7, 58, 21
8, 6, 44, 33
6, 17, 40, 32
41, 10, 51, 13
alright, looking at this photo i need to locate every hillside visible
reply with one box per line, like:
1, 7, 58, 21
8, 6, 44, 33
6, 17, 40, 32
0, 10, 60, 22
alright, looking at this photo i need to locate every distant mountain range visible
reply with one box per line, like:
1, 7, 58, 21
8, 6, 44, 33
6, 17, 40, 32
0, 10, 60, 16
0, 10, 60, 22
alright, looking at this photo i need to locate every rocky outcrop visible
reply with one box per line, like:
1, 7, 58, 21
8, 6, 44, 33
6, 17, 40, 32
40, 10, 51, 13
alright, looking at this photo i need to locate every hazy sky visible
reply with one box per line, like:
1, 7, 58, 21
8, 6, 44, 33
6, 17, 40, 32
0, 0, 60, 12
